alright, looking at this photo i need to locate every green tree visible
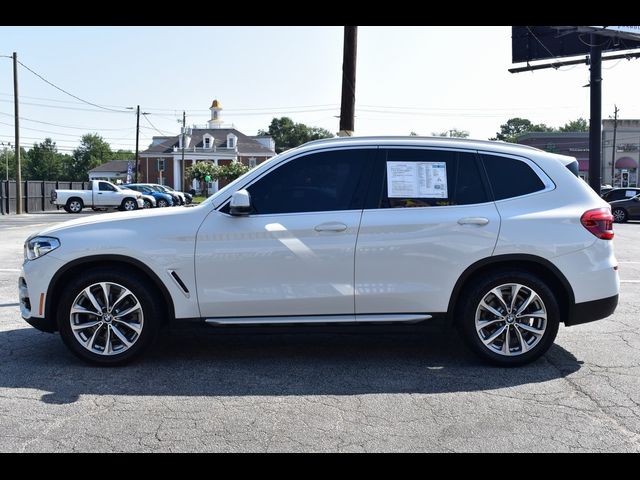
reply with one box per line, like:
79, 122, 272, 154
559, 118, 589, 132
258, 117, 334, 153
0, 145, 25, 180
111, 149, 135, 160
432, 129, 470, 138
186, 161, 217, 197
65, 133, 113, 181
490, 118, 555, 142
216, 162, 251, 182
24, 138, 64, 180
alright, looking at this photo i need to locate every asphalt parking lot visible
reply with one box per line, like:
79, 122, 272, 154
0, 211, 639, 452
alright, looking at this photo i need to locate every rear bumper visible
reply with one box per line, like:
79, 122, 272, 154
25, 316, 57, 333
566, 294, 618, 326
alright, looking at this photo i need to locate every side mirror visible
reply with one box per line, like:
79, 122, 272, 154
230, 189, 252, 216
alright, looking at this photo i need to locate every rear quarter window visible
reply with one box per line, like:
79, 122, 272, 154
481, 154, 546, 201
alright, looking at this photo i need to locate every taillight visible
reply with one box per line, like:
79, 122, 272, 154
581, 208, 614, 240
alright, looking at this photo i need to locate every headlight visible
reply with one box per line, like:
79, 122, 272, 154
24, 236, 60, 261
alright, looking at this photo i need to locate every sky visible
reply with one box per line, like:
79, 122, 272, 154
1, 26, 640, 156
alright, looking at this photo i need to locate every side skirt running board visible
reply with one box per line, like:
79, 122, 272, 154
205, 313, 432, 325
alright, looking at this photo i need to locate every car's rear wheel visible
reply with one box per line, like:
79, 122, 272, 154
157, 199, 169, 208
458, 270, 559, 366
612, 207, 628, 223
57, 269, 162, 365
66, 198, 84, 213
143, 199, 152, 209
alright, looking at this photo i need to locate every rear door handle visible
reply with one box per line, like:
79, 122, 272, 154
314, 222, 348, 232
458, 217, 489, 226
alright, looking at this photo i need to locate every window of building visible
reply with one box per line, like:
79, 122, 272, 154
248, 157, 257, 168
157, 159, 165, 172
203, 136, 212, 149
371, 149, 488, 208
481, 154, 546, 200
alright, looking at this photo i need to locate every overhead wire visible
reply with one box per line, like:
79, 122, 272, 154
16, 59, 131, 113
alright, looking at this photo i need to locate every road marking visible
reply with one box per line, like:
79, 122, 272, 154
620, 280, 640, 283
0, 268, 20, 272
618, 261, 640, 264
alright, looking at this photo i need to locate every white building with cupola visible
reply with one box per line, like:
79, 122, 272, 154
139, 99, 276, 192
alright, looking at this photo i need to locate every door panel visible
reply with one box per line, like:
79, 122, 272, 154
195, 210, 362, 317
355, 147, 500, 314
195, 148, 375, 319
355, 203, 500, 313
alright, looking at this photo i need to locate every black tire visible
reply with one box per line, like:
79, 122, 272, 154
457, 269, 560, 366
157, 199, 169, 208
143, 199, 152, 209
63, 206, 71, 213
66, 198, 84, 213
612, 207, 628, 223
120, 198, 138, 211
56, 268, 163, 366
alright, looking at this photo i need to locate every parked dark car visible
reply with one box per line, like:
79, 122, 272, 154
610, 194, 640, 223
602, 187, 640, 202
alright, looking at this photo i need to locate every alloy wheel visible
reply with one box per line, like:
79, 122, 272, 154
69, 282, 144, 356
474, 283, 547, 356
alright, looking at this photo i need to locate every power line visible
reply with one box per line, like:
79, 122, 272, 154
143, 114, 171, 136
0, 98, 132, 114
16, 59, 130, 113
0, 111, 134, 131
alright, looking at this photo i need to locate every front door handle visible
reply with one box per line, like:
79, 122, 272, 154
314, 222, 348, 232
458, 217, 489, 226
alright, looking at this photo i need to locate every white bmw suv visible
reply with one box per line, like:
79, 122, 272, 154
19, 137, 619, 366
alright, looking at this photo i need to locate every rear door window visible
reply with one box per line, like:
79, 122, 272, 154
368, 148, 489, 208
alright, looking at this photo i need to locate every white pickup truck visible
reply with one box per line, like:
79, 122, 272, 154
51, 180, 144, 213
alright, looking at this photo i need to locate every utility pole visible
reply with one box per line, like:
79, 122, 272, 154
135, 105, 140, 183
588, 34, 602, 194
13, 52, 22, 214
181, 111, 185, 191
610, 104, 619, 187
338, 26, 357, 137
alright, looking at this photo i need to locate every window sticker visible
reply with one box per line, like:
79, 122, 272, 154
386, 161, 448, 198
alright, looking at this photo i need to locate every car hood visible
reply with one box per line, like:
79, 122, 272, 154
36, 205, 207, 237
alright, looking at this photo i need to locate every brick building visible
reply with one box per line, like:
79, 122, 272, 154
139, 99, 276, 192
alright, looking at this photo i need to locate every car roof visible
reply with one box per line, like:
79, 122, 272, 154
290, 136, 577, 166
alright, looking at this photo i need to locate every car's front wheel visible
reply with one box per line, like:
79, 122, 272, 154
157, 199, 169, 208
458, 270, 559, 366
57, 269, 162, 365
120, 198, 138, 211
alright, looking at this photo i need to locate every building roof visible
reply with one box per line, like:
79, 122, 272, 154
88, 160, 132, 173
141, 128, 275, 155
211, 99, 221, 108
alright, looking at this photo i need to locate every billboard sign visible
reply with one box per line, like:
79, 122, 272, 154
512, 26, 640, 63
